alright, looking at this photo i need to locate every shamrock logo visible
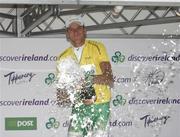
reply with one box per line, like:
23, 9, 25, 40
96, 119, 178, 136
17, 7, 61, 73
112, 51, 125, 63
113, 95, 126, 106
46, 117, 60, 129
45, 73, 55, 85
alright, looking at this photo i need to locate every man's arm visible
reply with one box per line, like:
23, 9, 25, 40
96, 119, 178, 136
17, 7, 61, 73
93, 61, 114, 88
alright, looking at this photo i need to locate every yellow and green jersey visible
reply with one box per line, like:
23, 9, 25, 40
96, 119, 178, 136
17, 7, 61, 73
57, 40, 111, 104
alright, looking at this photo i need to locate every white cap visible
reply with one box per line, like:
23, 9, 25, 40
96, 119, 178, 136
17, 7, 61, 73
65, 15, 84, 28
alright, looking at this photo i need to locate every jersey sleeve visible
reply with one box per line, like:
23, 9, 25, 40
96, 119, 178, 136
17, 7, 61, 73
97, 42, 110, 62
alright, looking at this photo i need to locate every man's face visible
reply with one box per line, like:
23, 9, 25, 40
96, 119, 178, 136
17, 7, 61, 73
66, 22, 86, 47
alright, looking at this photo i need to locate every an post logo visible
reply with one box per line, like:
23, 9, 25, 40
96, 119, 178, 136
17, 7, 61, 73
46, 117, 60, 129
113, 95, 126, 106
45, 73, 55, 85
5, 117, 37, 130
112, 51, 125, 64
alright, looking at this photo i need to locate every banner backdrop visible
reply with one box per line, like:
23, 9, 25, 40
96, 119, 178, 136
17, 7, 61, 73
0, 38, 180, 137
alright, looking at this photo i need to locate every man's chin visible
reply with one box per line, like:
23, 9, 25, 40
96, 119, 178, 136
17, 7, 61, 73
73, 41, 84, 47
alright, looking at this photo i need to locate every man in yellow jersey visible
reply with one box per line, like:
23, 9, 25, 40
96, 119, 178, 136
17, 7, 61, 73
57, 15, 113, 137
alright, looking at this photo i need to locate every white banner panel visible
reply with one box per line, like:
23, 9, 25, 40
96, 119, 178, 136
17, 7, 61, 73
0, 38, 180, 137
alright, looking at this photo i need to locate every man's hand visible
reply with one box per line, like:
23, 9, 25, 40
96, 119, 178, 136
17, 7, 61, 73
56, 89, 71, 107
82, 99, 94, 105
